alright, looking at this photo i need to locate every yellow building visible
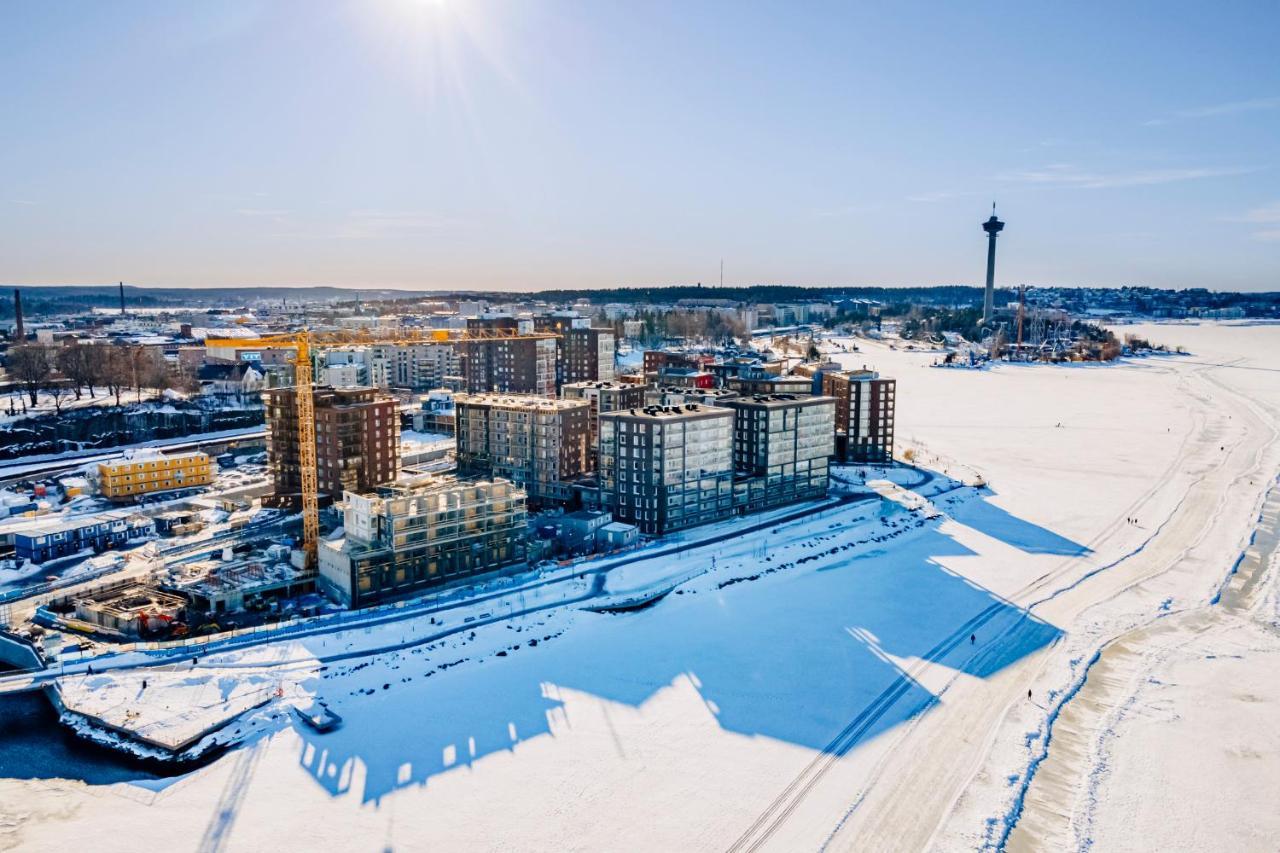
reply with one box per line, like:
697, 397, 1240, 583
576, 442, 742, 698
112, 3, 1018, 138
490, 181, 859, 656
99, 452, 216, 501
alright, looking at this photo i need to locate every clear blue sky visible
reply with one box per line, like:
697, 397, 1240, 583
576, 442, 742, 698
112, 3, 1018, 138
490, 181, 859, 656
2, 0, 1277, 291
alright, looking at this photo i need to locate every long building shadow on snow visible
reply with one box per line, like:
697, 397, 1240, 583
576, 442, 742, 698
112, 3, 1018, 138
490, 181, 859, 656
294, 498, 1064, 805
949, 488, 1091, 556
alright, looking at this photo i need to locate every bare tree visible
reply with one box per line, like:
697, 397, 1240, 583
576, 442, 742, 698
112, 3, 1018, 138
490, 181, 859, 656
45, 381, 72, 414
139, 348, 172, 397
7, 345, 52, 407
56, 342, 97, 400
102, 346, 131, 406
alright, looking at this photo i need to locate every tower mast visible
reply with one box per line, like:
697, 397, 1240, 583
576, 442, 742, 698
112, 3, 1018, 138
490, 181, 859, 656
981, 204, 1005, 326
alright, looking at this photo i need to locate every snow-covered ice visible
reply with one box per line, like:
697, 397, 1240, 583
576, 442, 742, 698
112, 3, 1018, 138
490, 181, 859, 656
0, 321, 1278, 853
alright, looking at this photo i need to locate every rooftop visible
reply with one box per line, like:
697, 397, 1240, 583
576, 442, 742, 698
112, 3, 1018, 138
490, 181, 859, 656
600, 403, 733, 422
456, 393, 589, 411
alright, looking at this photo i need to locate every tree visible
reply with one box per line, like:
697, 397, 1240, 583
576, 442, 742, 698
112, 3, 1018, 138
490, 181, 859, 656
102, 346, 131, 406
7, 345, 52, 406
56, 342, 97, 400
45, 381, 72, 414
138, 348, 171, 397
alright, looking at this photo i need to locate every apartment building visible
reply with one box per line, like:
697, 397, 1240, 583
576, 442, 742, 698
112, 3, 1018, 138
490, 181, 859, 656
598, 404, 735, 535
318, 476, 527, 608
264, 386, 400, 507
458, 336, 557, 397
561, 327, 616, 385
561, 380, 648, 457
455, 393, 591, 506
821, 368, 896, 464
369, 342, 459, 390
724, 394, 835, 512
98, 451, 216, 501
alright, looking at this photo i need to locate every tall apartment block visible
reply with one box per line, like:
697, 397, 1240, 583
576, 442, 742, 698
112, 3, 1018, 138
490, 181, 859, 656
455, 394, 592, 506
821, 369, 896, 463
724, 394, 835, 512
458, 336, 557, 397
263, 386, 400, 508
598, 404, 735, 535
318, 476, 527, 607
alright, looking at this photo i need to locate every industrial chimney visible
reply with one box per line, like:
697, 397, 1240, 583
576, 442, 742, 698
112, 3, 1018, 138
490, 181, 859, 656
13, 289, 24, 341
119, 281, 126, 315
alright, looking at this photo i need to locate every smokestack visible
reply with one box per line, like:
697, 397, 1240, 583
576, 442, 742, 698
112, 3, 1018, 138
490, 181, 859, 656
119, 281, 126, 315
13, 290, 24, 341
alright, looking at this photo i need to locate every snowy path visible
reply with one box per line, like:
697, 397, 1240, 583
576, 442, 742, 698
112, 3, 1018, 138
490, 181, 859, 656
820, 325, 1280, 852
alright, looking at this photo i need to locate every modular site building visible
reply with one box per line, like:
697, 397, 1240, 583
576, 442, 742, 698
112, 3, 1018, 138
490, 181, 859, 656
318, 476, 527, 608
13, 511, 156, 564
98, 451, 216, 501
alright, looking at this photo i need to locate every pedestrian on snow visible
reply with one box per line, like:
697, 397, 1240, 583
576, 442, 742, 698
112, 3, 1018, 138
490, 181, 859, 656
970, 633, 976, 645
1027, 689, 1032, 700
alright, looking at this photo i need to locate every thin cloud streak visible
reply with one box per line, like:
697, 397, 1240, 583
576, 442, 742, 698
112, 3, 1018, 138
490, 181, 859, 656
1144, 96, 1280, 126
1226, 201, 1280, 242
997, 163, 1254, 190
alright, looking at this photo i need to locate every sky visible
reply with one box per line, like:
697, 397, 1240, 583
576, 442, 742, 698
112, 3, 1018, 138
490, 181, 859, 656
1, 0, 1277, 292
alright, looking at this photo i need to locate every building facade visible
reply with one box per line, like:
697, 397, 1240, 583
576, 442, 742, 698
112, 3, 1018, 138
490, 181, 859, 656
560, 327, 616, 385
561, 380, 649, 457
458, 336, 557, 397
264, 386, 400, 507
14, 511, 156, 563
821, 369, 896, 463
455, 394, 592, 506
99, 451, 216, 501
318, 476, 527, 608
598, 404, 735, 535
725, 395, 835, 512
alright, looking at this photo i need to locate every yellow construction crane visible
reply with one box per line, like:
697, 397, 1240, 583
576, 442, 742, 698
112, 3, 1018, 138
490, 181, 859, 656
204, 327, 558, 568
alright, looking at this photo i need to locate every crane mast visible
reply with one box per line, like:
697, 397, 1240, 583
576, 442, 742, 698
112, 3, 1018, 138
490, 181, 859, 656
203, 327, 558, 571
292, 331, 319, 569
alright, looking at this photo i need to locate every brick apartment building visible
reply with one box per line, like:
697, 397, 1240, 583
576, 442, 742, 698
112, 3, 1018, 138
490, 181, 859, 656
455, 393, 592, 506
820, 368, 896, 464
264, 386, 400, 508
458, 336, 557, 397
